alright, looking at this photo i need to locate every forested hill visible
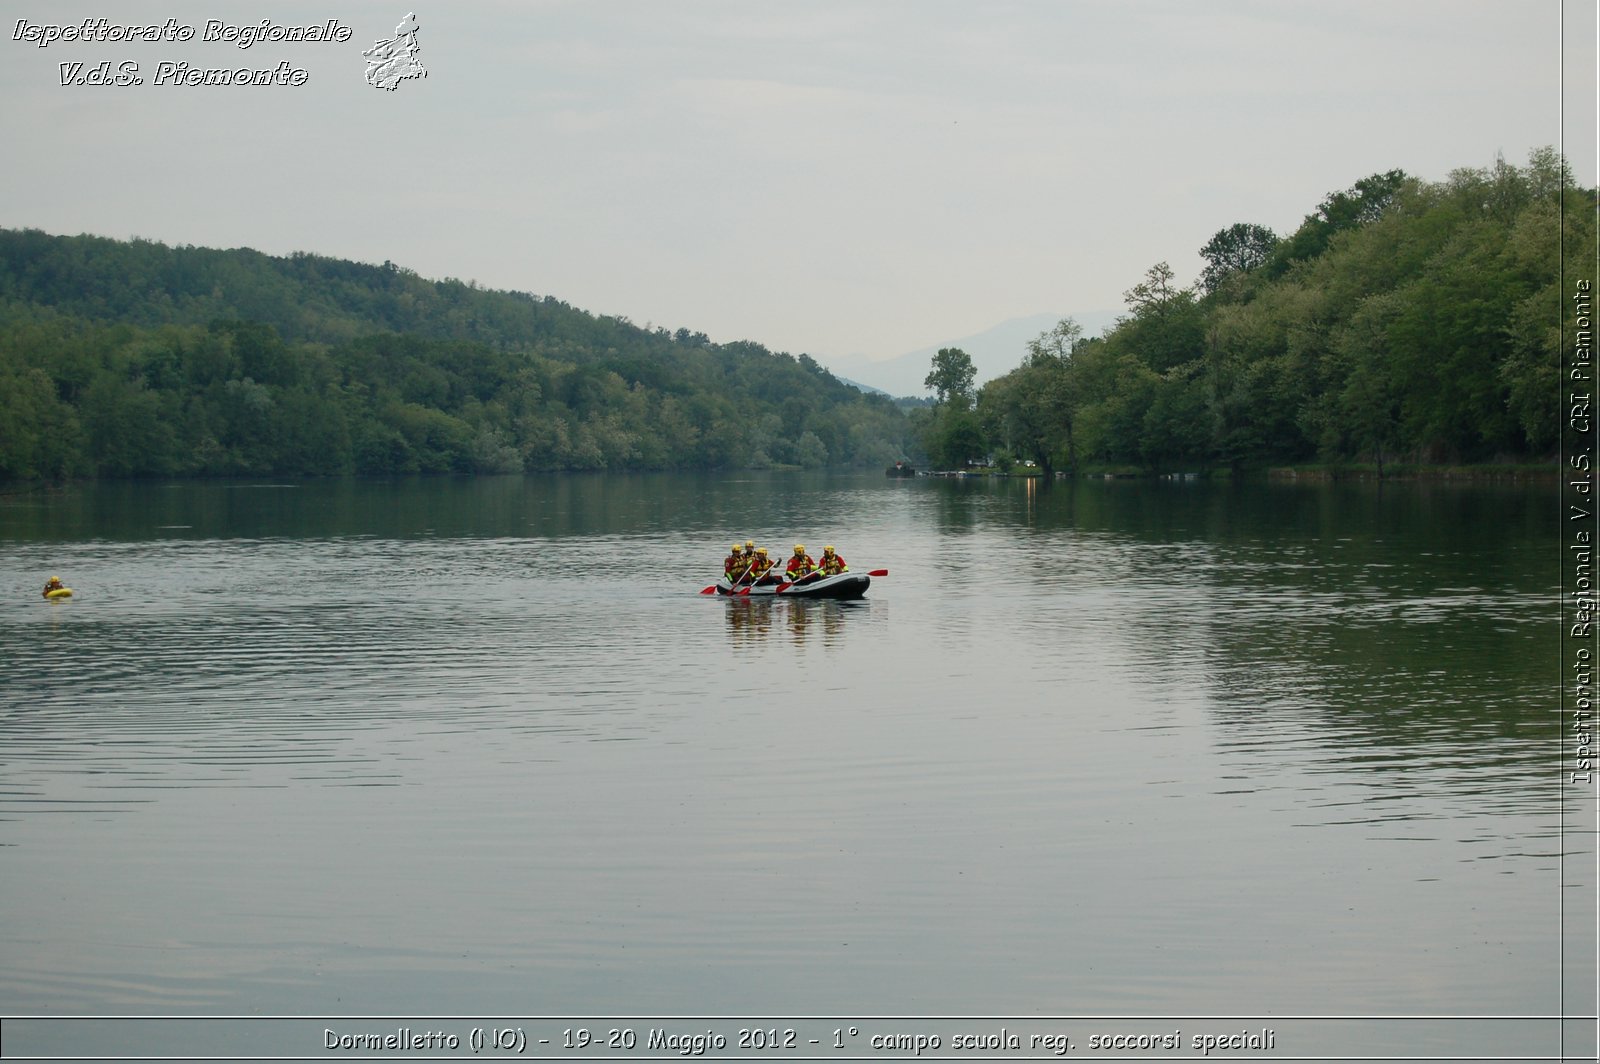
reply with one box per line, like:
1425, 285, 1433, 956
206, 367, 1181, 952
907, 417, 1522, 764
0, 229, 914, 480
948, 148, 1593, 476
5, 148, 1589, 484
1, 228, 680, 353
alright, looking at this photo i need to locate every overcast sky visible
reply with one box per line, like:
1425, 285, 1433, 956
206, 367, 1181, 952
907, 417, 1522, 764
2, 1, 1594, 373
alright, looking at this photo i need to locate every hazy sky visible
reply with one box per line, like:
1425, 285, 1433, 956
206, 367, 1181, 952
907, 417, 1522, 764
3, 1, 1594, 372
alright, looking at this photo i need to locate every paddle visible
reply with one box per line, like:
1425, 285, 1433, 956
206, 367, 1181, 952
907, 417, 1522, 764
719, 555, 766, 595
718, 554, 760, 594
775, 557, 817, 593
703, 571, 752, 595
776, 566, 887, 592
703, 558, 746, 594
775, 563, 823, 593
740, 560, 772, 594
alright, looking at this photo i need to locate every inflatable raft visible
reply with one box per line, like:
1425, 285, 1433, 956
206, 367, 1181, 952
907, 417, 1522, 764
44, 587, 73, 599
713, 570, 874, 600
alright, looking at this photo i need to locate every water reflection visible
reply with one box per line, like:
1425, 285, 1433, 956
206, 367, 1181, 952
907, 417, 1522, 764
0, 473, 1571, 1020
0, 472, 881, 544
907, 475, 1560, 853
721, 597, 874, 650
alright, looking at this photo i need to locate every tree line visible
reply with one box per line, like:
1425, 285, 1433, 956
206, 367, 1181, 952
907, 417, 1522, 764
2, 147, 1584, 484
0, 231, 914, 480
919, 148, 1589, 475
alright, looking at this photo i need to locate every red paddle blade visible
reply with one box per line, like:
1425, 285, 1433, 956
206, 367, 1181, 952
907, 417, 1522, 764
868, 568, 888, 577
700, 585, 719, 594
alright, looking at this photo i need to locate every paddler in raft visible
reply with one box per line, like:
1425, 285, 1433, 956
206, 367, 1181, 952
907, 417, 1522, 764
42, 575, 67, 598
784, 544, 819, 585
817, 545, 848, 576
730, 540, 761, 586
724, 543, 748, 584
748, 546, 778, 585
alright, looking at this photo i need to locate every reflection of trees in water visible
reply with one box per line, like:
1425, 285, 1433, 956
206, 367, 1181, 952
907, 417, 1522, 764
934, 477, 1554, 805
927, 473, 1549, 549
1193, 561, 1551, 815
9, 471, 873, 543
918, 476, 1020, 534
1167, 485, 1546, 810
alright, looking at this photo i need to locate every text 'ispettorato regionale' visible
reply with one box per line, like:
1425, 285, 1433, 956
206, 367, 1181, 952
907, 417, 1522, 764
13, 18, 353, 87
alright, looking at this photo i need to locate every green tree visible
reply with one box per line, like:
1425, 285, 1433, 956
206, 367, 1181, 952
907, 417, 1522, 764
924, 346, 977, 408
1199, 223, 1279, 295
0, 366, 85, 480
1114, 262, 1205, 373
979, 317, 1086, 476
81, 375, 177, 475
1271, 169, 1409, 271
923, 405, 985, 469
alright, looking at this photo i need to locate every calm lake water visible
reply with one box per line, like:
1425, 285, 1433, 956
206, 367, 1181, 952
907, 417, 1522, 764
0, 473, 1587, 1059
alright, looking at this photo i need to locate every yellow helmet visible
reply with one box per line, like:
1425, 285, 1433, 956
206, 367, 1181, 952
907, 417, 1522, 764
823, 546, 834, 554
793, 544, 806, 554
745, 540, 755, 549
49, 574, 59, 581
756, 547, 768, 556
731, 543, 742, 552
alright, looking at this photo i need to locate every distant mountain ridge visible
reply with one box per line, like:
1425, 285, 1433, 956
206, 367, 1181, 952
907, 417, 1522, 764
822, 309, 1123, 398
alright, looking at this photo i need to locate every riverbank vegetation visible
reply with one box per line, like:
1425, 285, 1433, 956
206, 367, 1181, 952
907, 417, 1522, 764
0, 149, 1584, 483
923, 148, 1587, 477
0, 231, 913, 480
